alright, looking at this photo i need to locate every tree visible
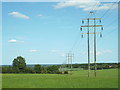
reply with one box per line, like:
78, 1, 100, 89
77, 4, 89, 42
2, 67, 8, 73
12, 56, 26, 73
41, 67, 47, 74
34, 64, 42, 73
13, 58, 19, 67
0, 67, 2, 73
12, 66, 20, 73
47, 65, 59, 74
73, 64, 80, 68
25, 67, 35, 73
7, 66, 13, 73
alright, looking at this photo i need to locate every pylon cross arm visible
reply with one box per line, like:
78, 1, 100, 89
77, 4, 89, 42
81, 25, 103, 27
82, 18, 101, 20
81, 32, 101, 34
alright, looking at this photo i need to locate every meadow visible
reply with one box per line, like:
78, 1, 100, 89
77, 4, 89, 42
2, 69, 118, 88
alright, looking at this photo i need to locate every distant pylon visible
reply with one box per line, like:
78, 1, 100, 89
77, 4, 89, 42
67, 53, 74, 70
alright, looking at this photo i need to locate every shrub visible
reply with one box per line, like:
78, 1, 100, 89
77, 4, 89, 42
64, 71, 68, 74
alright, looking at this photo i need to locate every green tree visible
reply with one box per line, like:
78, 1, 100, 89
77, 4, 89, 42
2, 67, 8, 73
12, 56, 26, 73
34, 64, 42, 73
41, 67, 47, 74
12, 67, 20, 73
47, 65, 59, 74
7, 66, 13, 73
25, 67, 35, 73
13, 58, 19, 67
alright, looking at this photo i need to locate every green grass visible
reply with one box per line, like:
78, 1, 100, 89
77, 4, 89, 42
2, 69, 118, 88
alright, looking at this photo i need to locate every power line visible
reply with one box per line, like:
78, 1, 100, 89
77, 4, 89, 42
86, 2, 100, 18
90, 1, 101, 14
100, 1, 118, 19
69, 33, 81, 53
98, 27, 117, 43
89, 1, 118, 47
67, 1, 118, 69
92, 1, 118, 25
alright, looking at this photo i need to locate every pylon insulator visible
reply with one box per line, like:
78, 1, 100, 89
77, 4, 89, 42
101, 27, 103, 30
100, 33, 102, 38
82, 20, 84, 24
80, 28, 82, 31
82, 34, 83, 38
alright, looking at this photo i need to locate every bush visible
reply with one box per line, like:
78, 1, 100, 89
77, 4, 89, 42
47, 65, 59, 74
64, 71, 68, 74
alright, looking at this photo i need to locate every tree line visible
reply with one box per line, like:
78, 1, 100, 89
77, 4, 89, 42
1, 56, 61, 74
71, 63, 119, 70
1, 56, 119, 74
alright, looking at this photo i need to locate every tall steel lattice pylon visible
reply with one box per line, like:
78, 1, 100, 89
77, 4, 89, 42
80, 12, 103, 77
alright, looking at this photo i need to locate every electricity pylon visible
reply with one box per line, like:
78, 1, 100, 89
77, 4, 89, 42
67, 53, 74, 69
80, 14, 103, 77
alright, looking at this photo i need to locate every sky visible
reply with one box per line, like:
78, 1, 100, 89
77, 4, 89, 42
1, 0, 119, 65
1, 0, 119, 2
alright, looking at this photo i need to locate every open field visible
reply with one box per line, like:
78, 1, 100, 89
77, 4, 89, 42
2, 69, 118, 88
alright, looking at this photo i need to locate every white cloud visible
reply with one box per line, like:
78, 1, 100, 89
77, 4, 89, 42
8, 39, 24, 43
37, 14, 43, 17
54, 0, 118, 11
96, 50, 112, 56
29, 50, 38, 52
8, 39, 17, 43
8, 12, 30, 19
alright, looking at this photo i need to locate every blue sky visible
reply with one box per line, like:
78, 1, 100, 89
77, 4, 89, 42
2, 1, 118, 65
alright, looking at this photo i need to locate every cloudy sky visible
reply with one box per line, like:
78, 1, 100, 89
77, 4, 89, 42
1, 0, 118, 65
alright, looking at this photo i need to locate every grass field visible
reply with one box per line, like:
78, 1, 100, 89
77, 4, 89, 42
2, 69, 118, 88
